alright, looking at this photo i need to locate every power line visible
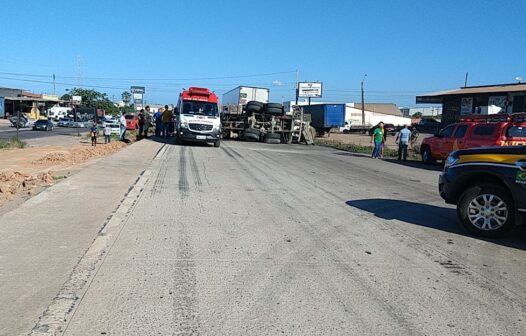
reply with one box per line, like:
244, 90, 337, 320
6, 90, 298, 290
0, 70, 297, 82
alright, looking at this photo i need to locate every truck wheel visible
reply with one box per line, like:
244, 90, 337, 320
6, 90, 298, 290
246, 104, 262, 113
421, 146, 434, 164
265, 103, 283, 109
264, 107, 284, 115
247, 101, 264, 108
214, 140, 221, 148
265, 132, 281, 139
457, 184, 515, 238
264, 138, 281, 144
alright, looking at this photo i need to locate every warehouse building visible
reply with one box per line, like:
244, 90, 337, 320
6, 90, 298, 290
416, 83, 526, 126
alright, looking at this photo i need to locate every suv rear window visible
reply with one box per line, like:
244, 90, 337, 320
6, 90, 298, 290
507, 126, 526, 138
472, 125, 496, 137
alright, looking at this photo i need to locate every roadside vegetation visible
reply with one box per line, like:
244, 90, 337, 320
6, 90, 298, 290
315, 138, 421, 160
0, 138, 28, 150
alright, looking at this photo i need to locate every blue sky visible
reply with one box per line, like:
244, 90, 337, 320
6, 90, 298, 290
0, 0, 524, 106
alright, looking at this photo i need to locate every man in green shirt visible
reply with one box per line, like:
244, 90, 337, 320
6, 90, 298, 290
370, 122, 384, 158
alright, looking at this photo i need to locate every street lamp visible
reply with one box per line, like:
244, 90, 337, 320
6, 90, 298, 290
361, 74, 367, 126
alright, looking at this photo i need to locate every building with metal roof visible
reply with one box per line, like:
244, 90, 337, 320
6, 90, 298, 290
416, 82, 526, 125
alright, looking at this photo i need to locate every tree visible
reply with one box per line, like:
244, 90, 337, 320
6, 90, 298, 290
121, 91, 131, 106
412, 112, 423, 118
61, 88, 118, 115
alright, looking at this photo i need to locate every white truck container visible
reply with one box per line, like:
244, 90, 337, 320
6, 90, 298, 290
222, 86, 269, 106
341, 103, 412, 132
47, 105, 72, 121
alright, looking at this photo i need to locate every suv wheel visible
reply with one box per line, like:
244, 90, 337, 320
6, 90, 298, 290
421, 146, 434, 164
457, 184, 515, 237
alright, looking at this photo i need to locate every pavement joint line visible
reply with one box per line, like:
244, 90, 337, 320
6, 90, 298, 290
28, 144, 167, 336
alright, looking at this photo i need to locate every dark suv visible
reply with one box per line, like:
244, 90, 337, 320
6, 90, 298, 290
439, 146, 526, 237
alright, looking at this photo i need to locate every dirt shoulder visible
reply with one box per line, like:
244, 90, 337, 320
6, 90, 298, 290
0, 139, 130, 208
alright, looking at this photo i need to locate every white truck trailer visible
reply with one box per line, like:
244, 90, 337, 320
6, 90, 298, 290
222, 86, 269, 107
341, 103, 412, 133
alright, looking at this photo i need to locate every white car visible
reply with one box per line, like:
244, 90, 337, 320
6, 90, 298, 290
105, 123, 120, 135
68, 121, 87, 128
57, 118, 73, 127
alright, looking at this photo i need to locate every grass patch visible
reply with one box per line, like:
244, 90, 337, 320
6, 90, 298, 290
315, 138, 421, 160
52, 175, 67, 181
0, 138, 28, 149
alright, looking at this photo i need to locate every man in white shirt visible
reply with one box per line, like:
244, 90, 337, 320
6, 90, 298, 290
396, 125, 411, 161
119, 113, 127, 141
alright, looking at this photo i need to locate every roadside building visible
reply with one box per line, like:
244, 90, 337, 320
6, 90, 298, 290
416, 83, 526, 126
0, 87, 23, 119
399, 106, 442, 118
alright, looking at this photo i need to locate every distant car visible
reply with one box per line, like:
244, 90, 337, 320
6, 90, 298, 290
9, 115, 34, 128
383, 123, 397, 135
57, 118, 73, 127
32, 119, 54, 131
414, 118, 441, 134
105, 123, 121, 135
68, 121, 87, 128
125, 114, 139, 130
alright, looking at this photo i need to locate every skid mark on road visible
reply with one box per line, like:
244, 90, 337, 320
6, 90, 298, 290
172, 219, 201, 335
188, 147, 202, 190
178, 146, 189, 196
151, 145, 170, 196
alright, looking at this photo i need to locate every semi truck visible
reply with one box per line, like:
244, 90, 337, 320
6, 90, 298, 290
222, 86, 269, 107
302, 104, 346, 135
175, 87, 221, 147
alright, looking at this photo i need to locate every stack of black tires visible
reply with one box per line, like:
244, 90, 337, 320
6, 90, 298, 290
245, 101, 285, 116
242, 101, 286, 143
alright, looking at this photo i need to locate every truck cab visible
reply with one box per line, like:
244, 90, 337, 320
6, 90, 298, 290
175, 87, 221, 147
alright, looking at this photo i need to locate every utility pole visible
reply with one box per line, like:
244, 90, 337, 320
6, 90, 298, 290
361, 74, 367, 126
52, 74, 56, 95
464, 72, 469, 88
295, 69, 299, 105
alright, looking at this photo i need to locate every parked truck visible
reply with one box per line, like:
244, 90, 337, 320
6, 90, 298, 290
303, 104, 346, 136
175, 87, 221, 147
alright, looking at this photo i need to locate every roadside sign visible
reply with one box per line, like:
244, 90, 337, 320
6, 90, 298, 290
72, 95, 82, 104
298, 82, 323, 98
131, 86, 145, 94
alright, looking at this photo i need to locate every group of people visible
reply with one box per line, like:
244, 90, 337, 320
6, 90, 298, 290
370, 122, 413, 161
153, 105, 174, 138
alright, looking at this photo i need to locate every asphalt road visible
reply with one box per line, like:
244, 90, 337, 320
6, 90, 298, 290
3, 140, 526, 335
0, 121, 88, 146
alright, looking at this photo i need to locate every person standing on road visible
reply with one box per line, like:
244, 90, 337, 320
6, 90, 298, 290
138, 109, 145, 139
103, 123, 112, 144
119, 112, 127, 141
143, 106, 151, 138
161, 105, 172, 139
370, 122, 384, 159
90, 122, 98, 147
396, 125, 412, 161
154, 107, 163, 137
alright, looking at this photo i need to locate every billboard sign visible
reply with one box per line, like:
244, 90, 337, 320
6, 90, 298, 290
460, 97, 473, 115
72, 95, 82, 104
131, 86, 145, 94
298, 82, 323, 98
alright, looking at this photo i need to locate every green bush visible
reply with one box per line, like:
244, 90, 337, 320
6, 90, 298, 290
0, 138, 27, 149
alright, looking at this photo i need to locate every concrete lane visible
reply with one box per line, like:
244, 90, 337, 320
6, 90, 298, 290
55, 141, 526, 336
0, 140, 164, 336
